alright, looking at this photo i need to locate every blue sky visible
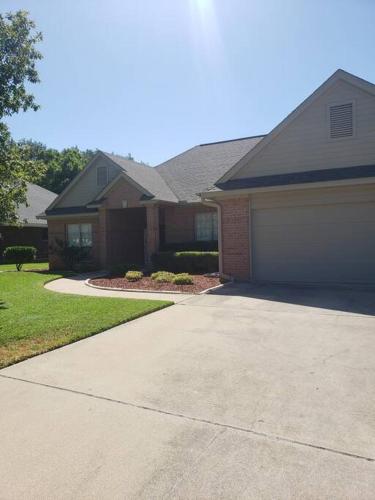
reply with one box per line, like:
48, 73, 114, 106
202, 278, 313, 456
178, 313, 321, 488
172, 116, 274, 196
3, 0, 375, 165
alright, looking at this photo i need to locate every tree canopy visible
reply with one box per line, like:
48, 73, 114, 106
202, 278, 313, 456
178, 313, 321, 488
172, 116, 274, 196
0, 10, 44, 225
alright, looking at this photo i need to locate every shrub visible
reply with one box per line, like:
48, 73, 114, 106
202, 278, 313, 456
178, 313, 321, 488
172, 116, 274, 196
3, 246, 37, 271
173, 273, 193, 285
152, 271, 175, 283
49, 239, 91, 271
125, 270, 143, 281
151, 251, 218, 274
161, 241, 218, 252
109, 263, 143, 276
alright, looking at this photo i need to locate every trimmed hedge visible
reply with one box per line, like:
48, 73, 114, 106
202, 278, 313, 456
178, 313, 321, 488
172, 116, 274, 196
161, 241, 218, 252
173, 273, 193, 285
151, 251, 218, 274
125, 270, 143, 281
151, 271, 175, 283
3, 246, 37, 271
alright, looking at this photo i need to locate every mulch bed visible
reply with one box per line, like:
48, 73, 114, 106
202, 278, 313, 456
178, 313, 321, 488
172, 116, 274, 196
89, 275, 221, 294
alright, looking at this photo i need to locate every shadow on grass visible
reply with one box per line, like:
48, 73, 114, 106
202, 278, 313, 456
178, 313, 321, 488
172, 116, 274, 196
0, 300, 8, 310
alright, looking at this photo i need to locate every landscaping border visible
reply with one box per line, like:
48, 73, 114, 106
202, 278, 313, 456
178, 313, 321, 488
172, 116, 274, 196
85, 278, 226, 295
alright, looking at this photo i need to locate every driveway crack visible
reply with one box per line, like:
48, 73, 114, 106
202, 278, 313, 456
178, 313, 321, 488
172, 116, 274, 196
1, 373, 373, 463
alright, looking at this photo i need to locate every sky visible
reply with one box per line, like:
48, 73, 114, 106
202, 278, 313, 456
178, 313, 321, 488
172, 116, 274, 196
3, 0, 375, 165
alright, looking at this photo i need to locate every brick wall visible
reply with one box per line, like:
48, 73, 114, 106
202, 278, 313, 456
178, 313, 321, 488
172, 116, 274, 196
220, 197, 250, 280
47, 216, 100, 269
163, 204, 216, 243
104, 177, 143, 209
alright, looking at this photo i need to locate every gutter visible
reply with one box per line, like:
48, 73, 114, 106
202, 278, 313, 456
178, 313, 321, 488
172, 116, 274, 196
201, 196, 224, 277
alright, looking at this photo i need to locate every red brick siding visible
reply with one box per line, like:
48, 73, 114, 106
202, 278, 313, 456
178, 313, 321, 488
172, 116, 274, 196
220, 198, 250, 280
47, 216, 100, 269
104, 178, 143, 209
163, 204, 216, 243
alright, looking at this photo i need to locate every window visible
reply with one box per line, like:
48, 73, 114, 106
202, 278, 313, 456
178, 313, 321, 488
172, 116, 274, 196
67, 223, 92, 247
42, 228, 48, 242
329, 102, 354, 139
97, 166, 108, 186
195, 212, 218, 241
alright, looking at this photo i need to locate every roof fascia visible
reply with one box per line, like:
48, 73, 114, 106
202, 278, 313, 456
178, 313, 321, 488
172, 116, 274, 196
201, 176, 375, 199
218, 69, 375, 183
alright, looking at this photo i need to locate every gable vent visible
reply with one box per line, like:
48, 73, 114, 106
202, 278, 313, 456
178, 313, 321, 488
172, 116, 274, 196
329, 103, 353, 139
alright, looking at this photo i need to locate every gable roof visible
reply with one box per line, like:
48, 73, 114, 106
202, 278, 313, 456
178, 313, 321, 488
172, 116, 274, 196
17, 182, 57, 226
103, 153, 178, 203
155, 136, 264, 202
218, 69, 375, 183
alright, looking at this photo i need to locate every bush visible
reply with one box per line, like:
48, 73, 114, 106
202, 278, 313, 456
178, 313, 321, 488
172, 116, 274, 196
173, 273, 193, 285
151, 251, 218, 274
151, 271, 175, 283
3, 246, 37, 271
161, 241, 218, 252
49, 239, 91, 271
109, 262, 143, 276
125, 270, 143, 281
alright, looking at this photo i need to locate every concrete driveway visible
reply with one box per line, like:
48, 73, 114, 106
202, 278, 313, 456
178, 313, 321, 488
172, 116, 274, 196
1, 282, 375, 499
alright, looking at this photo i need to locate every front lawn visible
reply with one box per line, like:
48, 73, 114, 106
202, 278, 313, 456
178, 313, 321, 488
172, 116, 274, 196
0, 261, 49, 272
0, 272, 172, 368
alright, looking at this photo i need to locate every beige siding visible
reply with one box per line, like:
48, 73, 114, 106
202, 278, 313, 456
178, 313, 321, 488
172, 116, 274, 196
233, 80, 375, 179
57, 157, 121, 208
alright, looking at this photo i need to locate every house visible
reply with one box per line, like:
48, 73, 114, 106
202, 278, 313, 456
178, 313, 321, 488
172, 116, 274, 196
44, 69, 375, 284
0, 182, 57, 260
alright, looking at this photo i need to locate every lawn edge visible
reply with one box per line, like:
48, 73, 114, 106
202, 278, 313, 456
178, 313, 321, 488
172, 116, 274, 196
0, 300, 172, 370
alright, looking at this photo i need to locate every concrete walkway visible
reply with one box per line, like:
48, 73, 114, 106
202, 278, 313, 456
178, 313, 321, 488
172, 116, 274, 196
1, 281, 375, 498
45, 273, 194, 303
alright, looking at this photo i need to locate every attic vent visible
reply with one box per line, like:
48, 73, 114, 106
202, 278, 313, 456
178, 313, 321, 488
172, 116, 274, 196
329, 103, 353, 139
97, 166, 108, 186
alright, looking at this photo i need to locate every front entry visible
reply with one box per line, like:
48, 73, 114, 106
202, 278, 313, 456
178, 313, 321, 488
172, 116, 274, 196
108, 208, 146, 266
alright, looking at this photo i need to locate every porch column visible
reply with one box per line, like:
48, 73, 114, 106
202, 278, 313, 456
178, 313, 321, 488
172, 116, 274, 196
98, 207, 109, 269
146, 204, 160, 263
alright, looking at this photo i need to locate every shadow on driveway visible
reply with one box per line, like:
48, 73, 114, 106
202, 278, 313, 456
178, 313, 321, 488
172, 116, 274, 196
210, 282, 375, 316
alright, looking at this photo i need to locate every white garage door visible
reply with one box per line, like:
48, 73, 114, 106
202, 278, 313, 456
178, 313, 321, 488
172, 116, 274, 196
252, 200, 375, 284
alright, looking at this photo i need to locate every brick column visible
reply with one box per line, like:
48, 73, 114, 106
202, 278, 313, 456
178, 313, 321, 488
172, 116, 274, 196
146, 204, 160, 263
98, 207, 109, 269
220, 197, 250, 280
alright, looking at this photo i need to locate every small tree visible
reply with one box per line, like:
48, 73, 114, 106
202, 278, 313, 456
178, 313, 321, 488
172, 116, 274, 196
3, 246, 36, 271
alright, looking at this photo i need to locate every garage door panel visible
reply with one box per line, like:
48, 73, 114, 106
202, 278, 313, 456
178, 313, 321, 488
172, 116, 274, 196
252, 201, 375, 283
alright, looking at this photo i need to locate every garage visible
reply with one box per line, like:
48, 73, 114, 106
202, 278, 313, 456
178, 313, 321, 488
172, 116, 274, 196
251, 185, 375, 284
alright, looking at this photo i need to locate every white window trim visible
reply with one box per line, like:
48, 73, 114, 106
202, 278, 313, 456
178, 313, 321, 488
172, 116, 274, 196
326, 100, 356, 142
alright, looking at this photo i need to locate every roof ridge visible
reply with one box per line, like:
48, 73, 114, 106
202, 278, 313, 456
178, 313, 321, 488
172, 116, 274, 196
199, 134, 266, 147
103, 151, 153, 169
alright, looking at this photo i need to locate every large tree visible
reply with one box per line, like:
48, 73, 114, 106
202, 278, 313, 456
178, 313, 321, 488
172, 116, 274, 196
17, 139, 97, 194
0, 10, 44, 224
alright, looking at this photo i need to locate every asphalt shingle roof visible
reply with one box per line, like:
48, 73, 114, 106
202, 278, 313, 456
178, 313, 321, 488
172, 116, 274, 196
104, 136, 265, 204
104, 153, 178, 203
17, 182, 57, 226
155, 136, 265, 202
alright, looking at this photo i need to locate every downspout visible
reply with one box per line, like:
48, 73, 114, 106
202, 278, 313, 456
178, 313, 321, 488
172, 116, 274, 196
201, 197, 224, 277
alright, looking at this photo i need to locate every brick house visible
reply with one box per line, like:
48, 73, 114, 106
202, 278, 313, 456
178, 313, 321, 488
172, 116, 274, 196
44, 70, 375, 284
0, 183, 56, 260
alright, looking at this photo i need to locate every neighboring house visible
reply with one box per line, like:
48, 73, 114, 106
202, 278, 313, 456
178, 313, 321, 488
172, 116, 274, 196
0, 182, 57, 260
44, 69, 375, 284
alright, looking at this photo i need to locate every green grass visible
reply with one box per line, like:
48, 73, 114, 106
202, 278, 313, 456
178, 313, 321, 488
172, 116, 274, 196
0, 271, 172, 368
0, 261, 49, 272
